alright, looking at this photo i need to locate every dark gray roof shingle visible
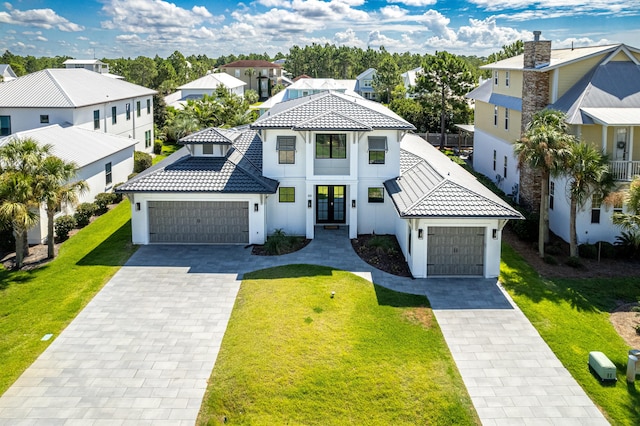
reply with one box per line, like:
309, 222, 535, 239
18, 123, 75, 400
179, 127, 242, 145
117, 128, 277, 194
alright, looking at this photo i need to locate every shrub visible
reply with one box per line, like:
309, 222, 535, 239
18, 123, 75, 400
128, 172, 138, 180
578, 243, 597, 259
597, 241, 616, 259
367, 235, 397, 254
566, 256, 584, 268
264, 229, 290, 255
74, 202, 98, 228
509, 209, 539, 242
154, 140, 163, 155
94, 192, 117, 215
543, 254, 558, 265
112, 183, 124, 203
615, 230, 640, 259
134, 151, 152, 173
0, 226, 16, 252
54, 215, 76, 242
545, 243, 563, 256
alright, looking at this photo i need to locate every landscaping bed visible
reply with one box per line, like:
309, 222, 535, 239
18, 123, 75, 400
351, 234, 412, 277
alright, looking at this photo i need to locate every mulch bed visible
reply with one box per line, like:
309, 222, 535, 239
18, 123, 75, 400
251, 238, 311, 256
351, 234, 412, 277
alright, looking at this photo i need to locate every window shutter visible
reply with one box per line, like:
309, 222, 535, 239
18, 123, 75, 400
368, 136, 387, 152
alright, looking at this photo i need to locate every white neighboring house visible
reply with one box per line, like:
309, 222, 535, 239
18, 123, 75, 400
0, 68, 156, 153
0, 64, 17, 82
63, 59, 123, 79
1, 125, 136, 244
118, 91, 521, 278
401, 67, 422, 98
164, 72, 246, 109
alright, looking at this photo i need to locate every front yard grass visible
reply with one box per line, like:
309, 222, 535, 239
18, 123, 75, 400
0, 201, 137, 396
198, 264, 479, 425
500, 243, 640, 425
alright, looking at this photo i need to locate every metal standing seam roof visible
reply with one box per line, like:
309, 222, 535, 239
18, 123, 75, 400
178, 73, 246, 90
550, 60, 640, 124
0, 125, 136, 168
116, 128, 277, 194
384, 134, 523, 219
251, 91, 415, 131
0, 69, 156, 108
466, 80, 522, 111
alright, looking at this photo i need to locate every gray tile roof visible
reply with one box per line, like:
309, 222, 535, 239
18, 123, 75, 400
0, 69, 156, 108
179, 127, 242, 145
251, 91, 415, 131
117, 128, 277, 194
551, 61, 640, 124
385, 134, 523, 219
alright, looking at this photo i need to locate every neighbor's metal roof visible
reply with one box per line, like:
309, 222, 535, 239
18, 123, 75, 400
0, 125, 136, 168
0, 69, 156, 108
117, 128, 277, 194
466, 80, 522, 111
178, 72, 246, 90
251, 91, 415, 131
384, 134, 522, 219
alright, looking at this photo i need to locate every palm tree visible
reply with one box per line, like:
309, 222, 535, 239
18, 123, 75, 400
0, 172, 39, 268
514, 109, 573, 258
244, 67, 256, 91
0, 138, 51, 260
37, 156, 88, 259
563, 142, 612, 257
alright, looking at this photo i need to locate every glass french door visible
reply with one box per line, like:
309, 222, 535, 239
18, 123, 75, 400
316, 185, 346, 223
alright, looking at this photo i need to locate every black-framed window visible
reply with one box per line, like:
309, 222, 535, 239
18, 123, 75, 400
202, 143, 214, 155
145, 130, 152, 148
549, 181, 555, 210
591, 194, 602, 224
93, 110, 100, 130
316, 134, 346, 159
504, 108, 509, 130
126, 103, 131, 120
368, 187, 384, 203
111, 106, 117, 124
493, 70, 498, 85
503, 156, 508, 179
493, 150, 496, 171
276, 136, 296, 164
279, 187, 295, 203
40, 115, 49, 124
368, 136, 387, 164
136, 101, 141, 117
105, 162, 112, 185
505, 71, 510, 87
0, 115, 10, 136
147, 99, 151, 114
493, 106, 498, 126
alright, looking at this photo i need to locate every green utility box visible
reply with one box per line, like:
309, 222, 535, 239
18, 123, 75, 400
589, 351, 617, 382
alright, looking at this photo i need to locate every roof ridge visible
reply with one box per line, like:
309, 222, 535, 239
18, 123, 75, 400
44, 69, 76, 107
294, 109, 372, 130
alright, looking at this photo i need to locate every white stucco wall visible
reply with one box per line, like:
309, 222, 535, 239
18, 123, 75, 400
265, 179, 307, 236
128, 192, 266, 245
473, 129, 520, 197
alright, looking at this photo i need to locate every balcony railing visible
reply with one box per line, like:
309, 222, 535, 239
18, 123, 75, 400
608, 160, 640, 181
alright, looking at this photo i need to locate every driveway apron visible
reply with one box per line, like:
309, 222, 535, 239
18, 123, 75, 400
0, 227, 608, 425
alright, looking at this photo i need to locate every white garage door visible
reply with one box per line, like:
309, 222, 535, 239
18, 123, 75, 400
427, 227, 485, 276
148, 201, 249, 244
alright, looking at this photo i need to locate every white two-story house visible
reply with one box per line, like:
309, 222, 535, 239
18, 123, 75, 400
0, 68, 156, 152
118, 92, 520, 278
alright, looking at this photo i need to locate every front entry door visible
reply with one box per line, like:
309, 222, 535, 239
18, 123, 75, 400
316, 185, 346, 223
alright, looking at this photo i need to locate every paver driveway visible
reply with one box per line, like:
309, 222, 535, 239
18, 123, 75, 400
0, 227, 610, 425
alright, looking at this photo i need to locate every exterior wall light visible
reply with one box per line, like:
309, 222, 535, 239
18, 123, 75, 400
308, 200, 312, 208
492, 228, 498, 239
254, 203, 259, 212
352, 199, 356, 208
418, 229, 424, 239
135, 202, 141, 211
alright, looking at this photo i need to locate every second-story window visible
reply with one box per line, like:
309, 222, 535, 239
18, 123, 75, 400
93, 110, 100, 130
493, 106, 498, 126
503, 156, 508, 179
105, 162, 112, 185
494, 70, 499, 85
504, 108, 510, 130
0, 116, 10, 136
368, 136, 387, 164
111, 106, 117, 124
276, 136, 296, 164
493, 150, 496, 171
591, 193, 602, 224
40, 115, 49, 124
126, 103, 131, 120
136, 101, 141, 117
316, 134, 346, 159
147, 99, 151, 114
505, 71, 510, 87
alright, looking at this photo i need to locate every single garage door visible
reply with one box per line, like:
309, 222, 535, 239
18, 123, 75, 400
427, 227, 484, 276
148, 201, 249, 244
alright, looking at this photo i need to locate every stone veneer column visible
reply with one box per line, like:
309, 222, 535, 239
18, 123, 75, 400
519, 33, 551, 211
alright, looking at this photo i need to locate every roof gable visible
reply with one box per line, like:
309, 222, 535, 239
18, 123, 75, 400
179, 127, 242, 145
178, 73, 245, 90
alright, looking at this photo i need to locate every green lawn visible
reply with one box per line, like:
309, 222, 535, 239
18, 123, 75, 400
0, 201, 137, 395
500, 243, 640, 426
152, 142, 181, 165
198, 265, 479, 425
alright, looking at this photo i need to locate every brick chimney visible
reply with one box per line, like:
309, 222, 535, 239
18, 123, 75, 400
519, 31, 552, 211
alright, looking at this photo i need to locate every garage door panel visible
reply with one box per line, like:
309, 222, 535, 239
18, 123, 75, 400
148, 201, 248, 244
427, 227, 484, 276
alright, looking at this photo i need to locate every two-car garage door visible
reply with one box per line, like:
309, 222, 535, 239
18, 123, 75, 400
148, 201, 249, 244
427, 227, 485, 276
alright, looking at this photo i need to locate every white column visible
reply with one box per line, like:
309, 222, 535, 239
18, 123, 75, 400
628, 127, 634, 180
601, 125, 607, 153
349, 184, 358, 239
306, 181, 315, 239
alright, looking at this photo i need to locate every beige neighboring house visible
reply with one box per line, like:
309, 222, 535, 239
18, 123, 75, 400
63, 59, 123, 79
219, 60, 283, 100
467, 31, 640, 245
164, 72, 246, 109
0, 68, 156, 152
0, 64, 17, 82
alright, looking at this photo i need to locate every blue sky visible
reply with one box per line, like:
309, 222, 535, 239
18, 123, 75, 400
1, 0, 639, 59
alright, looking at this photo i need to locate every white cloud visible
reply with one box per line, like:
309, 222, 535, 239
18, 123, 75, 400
380, 5, 407, 19
334, 28, 365, 47
469, 0, 636, 15
456, 17, 531, 49
0, 6, 84, 31
367, 30, 403, 49
35, 36, 47, 42
387, 0, 436, 6
256, 0, 292, 6
417, 9, 457, 41
553, 36, 613, 49
289, 0, 370, 21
